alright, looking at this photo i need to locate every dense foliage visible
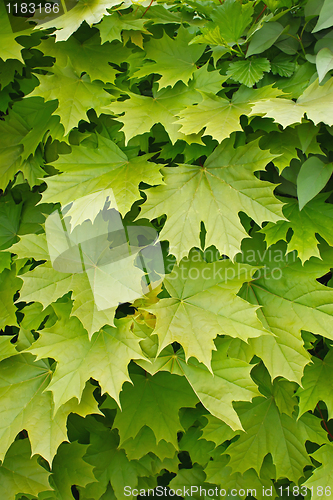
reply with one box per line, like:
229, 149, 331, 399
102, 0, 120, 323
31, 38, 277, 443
1, 0, 333, 498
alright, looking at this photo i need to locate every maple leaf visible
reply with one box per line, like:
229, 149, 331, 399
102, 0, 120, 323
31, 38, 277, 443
0, 267, 21, 330
0, 439, 51, 498
38, 34, 118, 84
296, 351, 333, 419
105, 67, 226, 144
226, 396, 328, 483
28, 63, 111, 134
113, 370, 198, 447
258, 125, 322, 173
210, 0, 254, 45
98, 11, 149, 44
34, 0, 125, 41
204, 454, 274, 500
303, 444, 333, 497
141, 251, 267, 368
0, 352, 101, 462
119, 425, 177, 462
27, 313, 145, 411
41, 134, 163, 214
176, 85, 284, 142
138, 341, 259, 431
238, 236, 333, 383
140, 137, 284, 260
200, 414, 239, 446
78, 424, 139, 499
45, 442, 96, 500
261, 195, 333, 263
0, 1, 26, 62
132, 26, 205, 89
250, 78, 333, 128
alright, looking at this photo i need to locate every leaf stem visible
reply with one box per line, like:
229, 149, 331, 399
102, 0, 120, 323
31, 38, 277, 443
254, 4, 267, 25
316, 403, 333, 440
141, 0, 154, 18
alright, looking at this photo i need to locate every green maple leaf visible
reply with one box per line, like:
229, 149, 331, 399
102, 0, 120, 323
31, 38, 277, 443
0, 1, 26, 62
139, 341, 259, 431
179, 426, 215, 467
0, 352, 101, 462
211, 0, 254, 45
18, 254, 128, 337
143, 252, 267, 368
0, 59, 23, 88
113, 370, 198, 448
238, 236, 333, 383
201, 414, 239, 446
227, 58, 271, 87
0, 267, 21, 330
105, 68, 225, 144
140, 137, 284, 260
9, 232, 49, 262
261, 195, 333, 262
0, 439, 51, 498
0, 194, 22, 250
34, 0, 123, 41
0, 335, 17, 362
204, 454, 274, 500
41, 134, 163, 214
296, 351, 333, 419
258, 125, 322, 173
250, 78, 333, 128
29, 63, 111, 134
132, 26, 205, 89
119, 425, 177, 462
39, 34, 118, 84
98, 12, 149, 43
226, 396, 327, 483
46, 442, 96, 500
27, 314, 145, 411
79, 425, 138, 500
303, 444, 333, 497
177, 85, 282, 142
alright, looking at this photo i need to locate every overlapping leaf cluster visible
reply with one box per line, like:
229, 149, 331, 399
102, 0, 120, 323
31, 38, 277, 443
1, 0, 333, 498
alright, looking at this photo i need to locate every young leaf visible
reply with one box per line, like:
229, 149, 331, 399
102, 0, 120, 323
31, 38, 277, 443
297, 156, 333, 210
227, 58, 271, 87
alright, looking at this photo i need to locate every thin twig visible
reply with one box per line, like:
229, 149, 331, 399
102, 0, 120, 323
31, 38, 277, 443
317, 403, 333, 440
254, 4, 267, 25
141, 0, 154, 17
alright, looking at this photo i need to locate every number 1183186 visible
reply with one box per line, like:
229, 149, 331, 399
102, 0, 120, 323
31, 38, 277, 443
6, 2, 60, 14
278, 486, 331, 497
